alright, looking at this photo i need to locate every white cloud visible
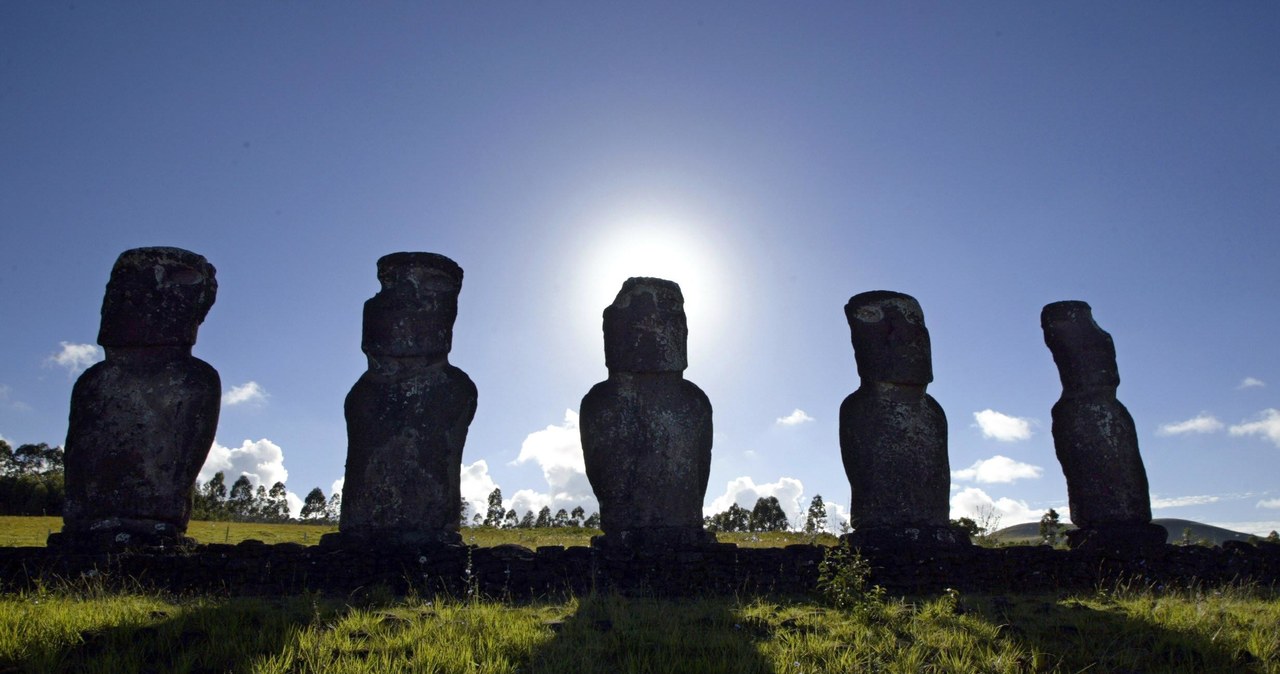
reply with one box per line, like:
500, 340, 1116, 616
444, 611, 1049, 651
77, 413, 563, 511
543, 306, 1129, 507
47, 342, 103, 376
972, 409, 1033, 442
705, 476, 806, 526
1151, 494, 1220, 509
1239, 377, 1266, 389
223, 381, 268, 406
460, 460, 499, 520
508, 410, 598, 515
1157, 413, 1224, 436
1257, 499, 1280, 510
199, 438, 290, 489
951, 455, 1043, 484
949, 487, 1042, 526
1229, 409, 1280, 447
775, 409, 815, 427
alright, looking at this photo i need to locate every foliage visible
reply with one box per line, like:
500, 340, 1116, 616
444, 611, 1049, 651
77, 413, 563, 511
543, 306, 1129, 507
0, 441, 65, 516
1040, 508, 1064, 547
706, 497, 790, 533
193, 471, 299, 524
816, 542, 885, 615
803, 494, 828, 535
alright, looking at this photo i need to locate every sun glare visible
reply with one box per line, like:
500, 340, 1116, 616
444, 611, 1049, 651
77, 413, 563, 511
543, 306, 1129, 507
575, 219, 728, 368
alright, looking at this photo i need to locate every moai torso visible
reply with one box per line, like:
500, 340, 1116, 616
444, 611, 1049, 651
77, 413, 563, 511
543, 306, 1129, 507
58, 247, 220, 548
336, 253, 477, 547
1042, 301, 1162, 549
580, 278, 714, 549
839, 291, 959, 547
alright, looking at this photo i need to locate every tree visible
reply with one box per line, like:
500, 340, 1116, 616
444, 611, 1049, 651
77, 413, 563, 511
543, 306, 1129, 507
553, 508, 570, 528
325, 492, 342, 522
803, 495, 828, 535
706, 503, 750, 533
518, 510, 536, 528
974, 504, 1002, 540
750, 497, 789, 532
535, 506, 553, 528
228, 475, 254, 518
583, 512, 601, 529
483, 488, 505, 527
570, 506, 585, 527
300, 487, 328, 520
503, 509, 519, 529
951, 517, 981, 540
1268, 531, 1279, 543
1039, 509, 1063, 546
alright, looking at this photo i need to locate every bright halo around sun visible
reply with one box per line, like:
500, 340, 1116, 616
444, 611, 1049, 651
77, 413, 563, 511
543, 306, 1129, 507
575, 218, 728, 369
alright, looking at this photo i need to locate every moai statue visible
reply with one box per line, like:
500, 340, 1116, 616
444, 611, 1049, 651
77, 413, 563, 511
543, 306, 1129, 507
580, 278, 715, 550
54, 247, 220, 549
1041, 301, 1165, 551
326, 253, 477, 549
839, 291, 963, 548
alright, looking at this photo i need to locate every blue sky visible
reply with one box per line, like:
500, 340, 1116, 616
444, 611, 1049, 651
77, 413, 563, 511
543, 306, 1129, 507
3, 3, 1278, 534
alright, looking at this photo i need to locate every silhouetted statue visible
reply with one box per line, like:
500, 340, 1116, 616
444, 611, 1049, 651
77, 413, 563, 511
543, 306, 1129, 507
55, 247, 220, 549
1042, 301, 1165, 551
327, 253, 477, 548
840, 291, 964, 548
581, 278, 714, 550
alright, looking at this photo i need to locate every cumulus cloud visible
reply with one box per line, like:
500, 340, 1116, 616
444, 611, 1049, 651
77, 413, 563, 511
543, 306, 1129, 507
705, 476, 806, 526
508, 410, 598, 516
1239, 377, 1266, 389
972, 409, 1033, 442
1151, 494, 1220, 509
199, 438, 290, 489
951, 455, 1043, 484
775, 409, 815, 426
47, 342, 103, 375
1157, 413, 1224, 436
949, 487, 1042, 526
1229, 409, 1280, 447
459, 460, 499, 520
223, 381, 268, 406
1257, 499, 1280, 510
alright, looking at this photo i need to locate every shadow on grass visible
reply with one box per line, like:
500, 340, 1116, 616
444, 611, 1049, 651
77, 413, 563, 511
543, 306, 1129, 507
529, 593, 777, 674
1, 592, 365, 674
957, 591, 1264, 673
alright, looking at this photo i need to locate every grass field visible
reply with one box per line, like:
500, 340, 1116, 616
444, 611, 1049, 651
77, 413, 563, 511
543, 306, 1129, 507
0, 516, 839, 549
1, 578, 1277, 672
3, 517, 1279, 671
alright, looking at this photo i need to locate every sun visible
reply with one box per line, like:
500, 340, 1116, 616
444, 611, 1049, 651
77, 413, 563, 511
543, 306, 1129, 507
575, 217, 728, 368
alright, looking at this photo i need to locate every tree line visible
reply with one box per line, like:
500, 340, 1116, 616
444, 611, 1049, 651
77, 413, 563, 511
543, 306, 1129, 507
471, 488, 600, 529
0, 441, 64, 515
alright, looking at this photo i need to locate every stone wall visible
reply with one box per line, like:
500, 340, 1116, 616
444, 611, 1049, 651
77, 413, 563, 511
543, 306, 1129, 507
3, 540, 1278, 599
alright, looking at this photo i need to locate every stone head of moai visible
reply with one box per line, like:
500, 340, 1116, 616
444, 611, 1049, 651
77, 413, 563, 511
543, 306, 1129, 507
1041, 301, 1120, 395
362, 252, 463, 362
603, 277, 689, 373
97, 247, 218, 348
845, 290, 933, 387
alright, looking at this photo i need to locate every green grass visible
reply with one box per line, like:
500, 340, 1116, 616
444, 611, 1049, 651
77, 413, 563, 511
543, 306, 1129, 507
1, 516, 838, 549
2, 580, 1277, 673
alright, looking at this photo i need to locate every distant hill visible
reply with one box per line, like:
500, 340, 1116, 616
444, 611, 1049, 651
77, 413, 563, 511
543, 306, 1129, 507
988, 518, 1261, 547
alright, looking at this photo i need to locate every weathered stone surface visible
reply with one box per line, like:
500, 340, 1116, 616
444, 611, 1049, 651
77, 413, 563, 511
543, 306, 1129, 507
581, 278, 714, 550
840, 291, 962, 549
1042, 301, 1164, 551
328, 253, 477, 549
54, 247, 220, 550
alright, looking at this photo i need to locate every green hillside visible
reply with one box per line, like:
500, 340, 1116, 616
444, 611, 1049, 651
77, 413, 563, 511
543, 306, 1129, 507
990, 518, 1263, 546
